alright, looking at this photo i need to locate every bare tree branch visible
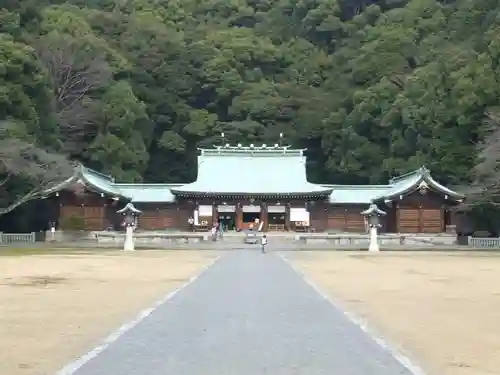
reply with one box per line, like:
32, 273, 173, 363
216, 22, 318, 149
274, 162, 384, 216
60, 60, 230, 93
34, 32, 112, 151
0, 121, 75, 216
470, 109, 500, 206
0, 172, 12, 187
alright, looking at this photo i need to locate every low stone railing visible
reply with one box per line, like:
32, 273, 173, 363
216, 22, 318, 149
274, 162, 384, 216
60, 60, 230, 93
94, 231, 210, 244
0, 232, 36, 245
468, 237, 500, 248
294, 233, 444, 247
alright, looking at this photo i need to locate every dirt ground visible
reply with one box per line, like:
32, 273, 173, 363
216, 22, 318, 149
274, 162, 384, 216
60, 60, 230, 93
0, 250, 218, 375
291, 251, 500, 375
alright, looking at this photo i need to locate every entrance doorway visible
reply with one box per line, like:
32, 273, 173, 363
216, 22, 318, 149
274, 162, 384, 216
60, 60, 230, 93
218, 213, 236, 231
217, 205, 236, 231
240, 205, 262, 230
267, 205, 287, 231
242, 212, 260, 227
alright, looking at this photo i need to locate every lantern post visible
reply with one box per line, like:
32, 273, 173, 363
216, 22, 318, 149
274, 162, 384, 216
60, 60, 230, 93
361, 204, 386, 252
117, 203, 142, 251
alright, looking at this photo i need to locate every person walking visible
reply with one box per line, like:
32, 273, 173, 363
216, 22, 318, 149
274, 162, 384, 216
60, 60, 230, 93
211, 224, 217, 241
260, 234, 268, 253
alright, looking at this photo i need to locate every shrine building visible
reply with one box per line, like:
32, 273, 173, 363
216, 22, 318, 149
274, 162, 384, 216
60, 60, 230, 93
43, 144, 465, 233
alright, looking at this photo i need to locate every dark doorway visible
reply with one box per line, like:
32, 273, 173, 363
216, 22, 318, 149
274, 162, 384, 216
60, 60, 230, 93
268, 213, 286, 225
218, 213, 236, 231
267, 212, 286, 231
242, 212, 260, 225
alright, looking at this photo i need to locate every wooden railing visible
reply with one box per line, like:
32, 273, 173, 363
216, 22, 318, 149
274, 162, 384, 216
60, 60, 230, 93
267, 223, 285, 231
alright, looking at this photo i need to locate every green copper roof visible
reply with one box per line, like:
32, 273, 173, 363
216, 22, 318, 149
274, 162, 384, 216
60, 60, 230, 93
326, 166, 464, 204
44, 166, 179, 202
44, 165, 125, 198
79, 167, 124, 197
115, 184, 181, 203
372, 166, 464, 201
325, 185, 391, 204
170, 146, 333, 197
45, 161, 464, 205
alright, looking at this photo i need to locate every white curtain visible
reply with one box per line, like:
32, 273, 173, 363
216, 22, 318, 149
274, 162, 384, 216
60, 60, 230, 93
198, 205, 213, 217
242, 205, 261, 213
268, 205, 286, 213
217, 205, 236, 212
290, 207, 310, 224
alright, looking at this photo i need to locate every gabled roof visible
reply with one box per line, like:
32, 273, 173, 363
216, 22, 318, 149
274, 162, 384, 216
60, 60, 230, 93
373, 166, 464, 202
44, 165, 125, 198
44, 165, 178, 203
325, 166, 465, 204
45, 163, 464, 205
170, 146, 333, 198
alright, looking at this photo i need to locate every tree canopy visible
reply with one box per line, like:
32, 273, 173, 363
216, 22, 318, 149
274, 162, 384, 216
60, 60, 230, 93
2, 0, 500, 206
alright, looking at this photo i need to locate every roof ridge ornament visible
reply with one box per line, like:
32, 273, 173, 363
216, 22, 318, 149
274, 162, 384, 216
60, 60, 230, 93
418, 180, 429, 195
420, 165, 431, 177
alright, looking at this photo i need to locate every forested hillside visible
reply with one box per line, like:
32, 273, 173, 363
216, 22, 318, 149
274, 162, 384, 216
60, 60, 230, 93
2, 0, 500, 202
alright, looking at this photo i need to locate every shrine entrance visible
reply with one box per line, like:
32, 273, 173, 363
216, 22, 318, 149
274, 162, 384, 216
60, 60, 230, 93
217, 205, 237, 231
239, 205, 263, 230
267, 205, 286, 231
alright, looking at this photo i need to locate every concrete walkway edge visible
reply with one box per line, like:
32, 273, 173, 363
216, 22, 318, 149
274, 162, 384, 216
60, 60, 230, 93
55, 254, 223, 375
278, 253, 428, 375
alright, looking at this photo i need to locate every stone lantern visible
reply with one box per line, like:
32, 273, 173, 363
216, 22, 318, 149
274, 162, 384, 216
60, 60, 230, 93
361, 204, 386, 252
117, 203, 142, 251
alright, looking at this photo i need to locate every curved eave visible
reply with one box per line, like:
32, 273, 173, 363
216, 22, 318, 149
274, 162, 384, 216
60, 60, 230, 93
43, 175, 128, 200
42, 176, 78, 196
170, 190, 333, 199
375, 176, 465, 202
83, 181, 128, 199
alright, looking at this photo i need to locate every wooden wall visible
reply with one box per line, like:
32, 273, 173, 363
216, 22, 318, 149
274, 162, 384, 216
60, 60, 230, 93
55, 188, 453, 234
58, 190, 117, 231
326, 205, 366, 232
394, 190, 445, 233
309, 201, 328, 232
135, 203, 190, 230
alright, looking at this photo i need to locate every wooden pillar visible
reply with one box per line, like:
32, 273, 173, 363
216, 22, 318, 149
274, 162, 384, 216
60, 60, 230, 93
236, 202, 242, 231
440, 206, 445, 233
261, 202, 268, 232
285, 204, 291, 231
316, 201, 327, 232
395, 202, 400, 233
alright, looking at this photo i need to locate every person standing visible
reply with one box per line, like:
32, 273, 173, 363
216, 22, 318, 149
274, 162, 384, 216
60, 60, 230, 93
211, 224, 217, 241
188, 216, 194, 232
260, 234, 268, 253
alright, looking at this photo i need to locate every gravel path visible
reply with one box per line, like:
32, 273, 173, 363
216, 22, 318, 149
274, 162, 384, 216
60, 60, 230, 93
66, 250, 415, 375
